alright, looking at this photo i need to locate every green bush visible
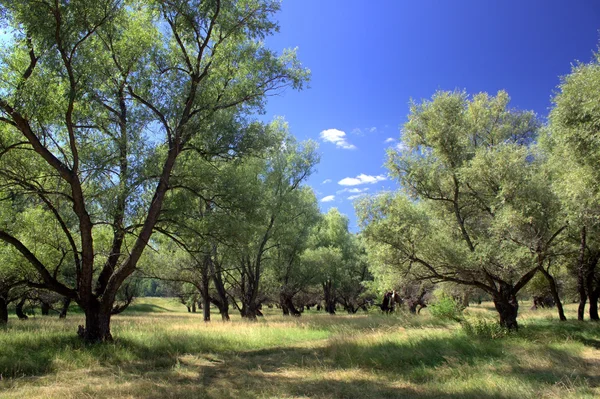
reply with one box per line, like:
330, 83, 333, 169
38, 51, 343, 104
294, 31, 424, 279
461, 318, 509, 339
428, 292, 464, 321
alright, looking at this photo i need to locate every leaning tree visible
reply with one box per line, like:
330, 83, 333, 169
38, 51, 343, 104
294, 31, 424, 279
0, 0, 307, 341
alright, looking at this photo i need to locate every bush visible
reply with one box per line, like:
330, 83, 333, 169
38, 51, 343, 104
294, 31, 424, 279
461, 318, 509, 339
428, 292, 464, 321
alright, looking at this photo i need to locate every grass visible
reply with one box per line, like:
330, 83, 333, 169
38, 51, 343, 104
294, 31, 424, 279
0, 298, 599, 398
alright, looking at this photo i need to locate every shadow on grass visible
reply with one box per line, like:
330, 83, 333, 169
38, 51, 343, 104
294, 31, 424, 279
519, 320, 600, 348
123, 302, 177, 313
2, 316, 599, 398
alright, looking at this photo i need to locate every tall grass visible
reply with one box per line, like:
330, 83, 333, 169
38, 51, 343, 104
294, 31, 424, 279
0, 299, 598, 398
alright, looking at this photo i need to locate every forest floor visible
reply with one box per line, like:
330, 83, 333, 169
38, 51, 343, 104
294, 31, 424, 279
1, 298, 599, 399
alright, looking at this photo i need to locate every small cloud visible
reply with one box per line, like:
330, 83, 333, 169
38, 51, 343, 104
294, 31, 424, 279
396, 141, 409, 152
337, 187, 370, 194
320, 195, 335, 203
351, 128, 363, 135
348, 194, 367, 200
384, 137, 396, 143
320, 129, 356, 150
338, 174, 387, 186
369, 127, 377, 133
322, 179, 332, 184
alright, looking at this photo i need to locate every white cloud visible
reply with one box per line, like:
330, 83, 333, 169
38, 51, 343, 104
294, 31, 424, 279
396, 141, 409, 152
338, 174, 387, 186
348, 194, 367, 200
322, 179, 332, 184
337, 187, 370, 194
369, 127, 377, 133
384, 137, 396, 143
320, 129, 356, 150
351, 128, 363, 135
320, 195, 335, 202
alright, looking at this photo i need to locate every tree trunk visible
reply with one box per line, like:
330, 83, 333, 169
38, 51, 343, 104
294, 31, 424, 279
59, 298, 71, 319
79, 307, 113, 342
323, 280, 336, 315
280, 292, 300, 316
191, 301, 196, 313
462, 292, 470, 308
577, 226, 587, 321
0, 297, 7, 325
586, 255, 599, 321
217, 301, 230, 321
16, 297, 28, 320
241, 302, 258, 320
590, 287, 599, 321
539, 266, 567, 321
200, 261, 211, 322
208, 254, 230, 321
41, 300, 50, 316
202, 295, 210, 322
492, 291, 519, 330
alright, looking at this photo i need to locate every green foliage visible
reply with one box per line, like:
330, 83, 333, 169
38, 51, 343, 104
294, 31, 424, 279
429, 292, 464, 321
461, 318, 510, 340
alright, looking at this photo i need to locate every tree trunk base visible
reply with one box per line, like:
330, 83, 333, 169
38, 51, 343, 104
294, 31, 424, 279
0, 298, 8, 325
493, 295, 519, 330
79, 310, 113, 342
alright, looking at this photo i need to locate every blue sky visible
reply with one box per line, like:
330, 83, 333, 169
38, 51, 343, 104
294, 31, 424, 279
262, 0, 600, 230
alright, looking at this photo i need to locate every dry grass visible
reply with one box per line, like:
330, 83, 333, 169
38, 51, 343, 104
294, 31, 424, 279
0, 298, 599, 398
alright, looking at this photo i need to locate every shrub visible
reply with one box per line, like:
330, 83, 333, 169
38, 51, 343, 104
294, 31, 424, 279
428, 292, 464, 321
461, 318, 510, 339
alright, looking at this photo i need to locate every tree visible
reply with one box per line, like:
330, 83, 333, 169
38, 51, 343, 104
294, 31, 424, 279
543, 47, 600, 321
302, 208, 371, 314
0, 0, 308, 341
223, 131, 319, 319
358, 90, 548, 329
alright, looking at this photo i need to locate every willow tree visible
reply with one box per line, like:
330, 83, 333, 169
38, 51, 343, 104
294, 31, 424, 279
543, 48, 600, 321
357, 91, 558, 329
0, 0, 307, 341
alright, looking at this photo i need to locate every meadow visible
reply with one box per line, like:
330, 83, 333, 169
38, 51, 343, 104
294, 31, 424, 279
0, 299, 599, 399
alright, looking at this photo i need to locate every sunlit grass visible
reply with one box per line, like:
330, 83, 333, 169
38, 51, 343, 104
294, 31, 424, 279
0, 299, 599, 398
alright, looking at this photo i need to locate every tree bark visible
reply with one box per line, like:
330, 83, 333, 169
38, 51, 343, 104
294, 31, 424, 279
492, 290, 519, 330
577, 226, 587, 321
538, 266, 567, 321
590, 286, 599, 321
191, 301, 196, 313
16, 297, 28, 320
323, 280, 336, 315
200, 257, 211, 322
59, 297, 71, 319
40, 300, 50, 316
0, 297, 7, 325
586, 255, 599, 321
280, 292, 301, 316
79, 307, 112, 342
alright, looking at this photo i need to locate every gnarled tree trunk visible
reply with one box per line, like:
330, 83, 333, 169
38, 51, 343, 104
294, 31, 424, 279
280, 292, 301, 316
80, 311, 112, 342
0, 297, 8, 325
15, 297, 28, 320
492, 289, 519, 330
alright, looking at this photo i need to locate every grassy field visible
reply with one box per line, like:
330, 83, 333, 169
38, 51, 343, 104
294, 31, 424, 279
0, 299, 599, 399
